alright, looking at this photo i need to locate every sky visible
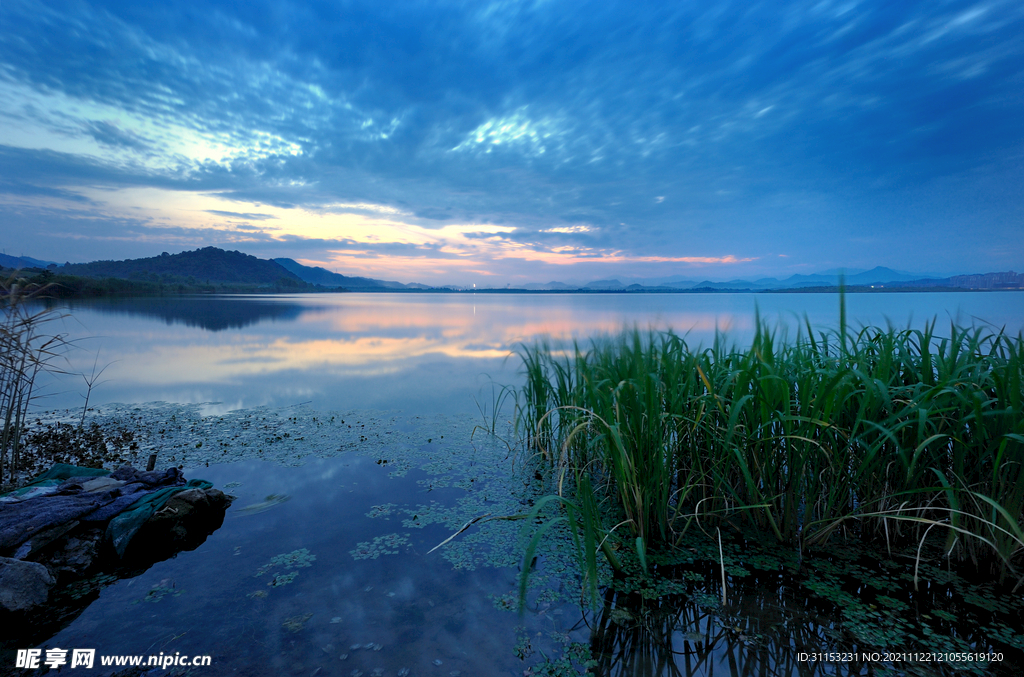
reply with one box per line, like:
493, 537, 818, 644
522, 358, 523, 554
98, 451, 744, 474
0, 0, 1021, 286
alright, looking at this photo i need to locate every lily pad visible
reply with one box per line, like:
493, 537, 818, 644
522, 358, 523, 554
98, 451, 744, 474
282, 613, 313, 633
350, 533, 410, 560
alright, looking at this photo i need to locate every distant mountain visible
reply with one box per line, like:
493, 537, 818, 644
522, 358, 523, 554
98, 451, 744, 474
0, 253, 56, 269
584, 279, 628, 290
681, 279, 753, 290
54, 248, 436, 290
670, 267, 934, 291
509, 267, 958, 292
782, 267, 931, 289
521, 281, 578, 290
7, 247, 434, 291
947, 271, 1023, 290
61, 247, 303, 285
9, 247, 1019, 292
273, 258, 420, 289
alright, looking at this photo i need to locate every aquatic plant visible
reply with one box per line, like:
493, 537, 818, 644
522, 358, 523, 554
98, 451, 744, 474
282, 612, 313, 633
576, 527, 1023, 676
20, 421, 140, 474
254, 548, 316, 588
514, 307, 1024, 589
365, 503, 396, 518
141, 583, 182, 603
257, 547, 316, 572
350, 533, 410, 560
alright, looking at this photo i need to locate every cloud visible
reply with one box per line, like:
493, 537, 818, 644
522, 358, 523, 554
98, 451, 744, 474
205, 210, 277, 220
0, 0, 1021, 280
82, 120, 151, 152
413, 208, 453, 221
451, 106, 570, 158
0, 179, 94, 203
540, 225, 594, 234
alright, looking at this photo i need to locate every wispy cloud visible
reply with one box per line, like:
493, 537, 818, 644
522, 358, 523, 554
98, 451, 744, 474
205, 210, 277, 221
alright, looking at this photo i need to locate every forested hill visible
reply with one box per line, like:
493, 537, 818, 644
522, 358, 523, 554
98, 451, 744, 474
61, 247, 302, 285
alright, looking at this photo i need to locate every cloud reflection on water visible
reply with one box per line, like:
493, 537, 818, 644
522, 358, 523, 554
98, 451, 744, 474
38, 292, 1024, 414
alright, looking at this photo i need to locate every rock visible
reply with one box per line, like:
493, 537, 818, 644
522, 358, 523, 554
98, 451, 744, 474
163, 487, 214, 518
0, 556, 55, 611
44, 528, 104, 577
122, 488, 231, 562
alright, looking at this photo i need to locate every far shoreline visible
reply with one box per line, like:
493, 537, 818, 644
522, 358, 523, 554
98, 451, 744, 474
5, 267, 1022, 299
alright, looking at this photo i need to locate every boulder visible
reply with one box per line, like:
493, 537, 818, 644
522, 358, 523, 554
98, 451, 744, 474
43, 528, 104, 578
0, 557, 55, 611
124, 488, 231, 561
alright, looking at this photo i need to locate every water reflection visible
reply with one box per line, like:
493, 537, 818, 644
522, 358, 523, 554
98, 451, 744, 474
35, 292, 1024, 415
581, 540, 1024, 677
13, 449, 584, 677
58, 296, 316, 332
588, 582, 854, 676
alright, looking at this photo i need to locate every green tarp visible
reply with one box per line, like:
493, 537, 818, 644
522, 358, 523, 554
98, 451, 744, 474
107, 478, 213, 557
0, 463, 112, 502
27, 463, 111, 484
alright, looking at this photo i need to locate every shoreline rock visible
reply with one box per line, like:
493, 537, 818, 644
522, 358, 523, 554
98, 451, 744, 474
0, 558, 54, 612
0, 469, 232, 625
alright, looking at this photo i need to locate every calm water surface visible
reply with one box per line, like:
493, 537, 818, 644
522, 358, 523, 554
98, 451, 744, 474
37, 291, 1024, 413
14, 292, 1024, 676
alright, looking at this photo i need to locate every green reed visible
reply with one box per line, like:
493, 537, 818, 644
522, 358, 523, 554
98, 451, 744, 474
514, 314, 1024, 586
0, 277, 70, 487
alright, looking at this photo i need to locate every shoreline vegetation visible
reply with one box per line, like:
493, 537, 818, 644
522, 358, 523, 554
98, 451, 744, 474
3, 266, 1023, 299
1, 280, 68, 486
512, 300, 1024, 600
3, 269, 313, 298
2, 246, 1022, 297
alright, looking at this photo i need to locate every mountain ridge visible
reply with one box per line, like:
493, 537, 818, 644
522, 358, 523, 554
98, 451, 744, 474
58, 248, 303, 286
0, 253, 57, 270
272, 258, 430, 289
2, 248, 1020, 291
517, 266, 982, 291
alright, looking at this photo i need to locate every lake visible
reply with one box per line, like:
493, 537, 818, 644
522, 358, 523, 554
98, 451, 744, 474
11, 291, 1024, 676
36, 291, 1024, 414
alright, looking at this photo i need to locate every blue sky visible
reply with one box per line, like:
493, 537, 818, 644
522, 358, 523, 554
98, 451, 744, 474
1, 0, 1021, 285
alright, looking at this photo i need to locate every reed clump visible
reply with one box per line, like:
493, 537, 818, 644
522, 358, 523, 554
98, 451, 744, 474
515, 315, 1024, 584
0, 277, 69, 488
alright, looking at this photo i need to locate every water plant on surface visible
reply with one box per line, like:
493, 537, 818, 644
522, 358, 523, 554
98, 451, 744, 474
254, 548, 316, 588
21, 421, 140, 473
282, 612, 313, 633
513, 311, 1024, 590
526, 519, 1024, 676
350, 533, 410, 560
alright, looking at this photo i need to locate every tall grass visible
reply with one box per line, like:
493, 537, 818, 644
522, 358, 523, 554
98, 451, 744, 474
0, 277, 69, 487
515, 312, 1024, 586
